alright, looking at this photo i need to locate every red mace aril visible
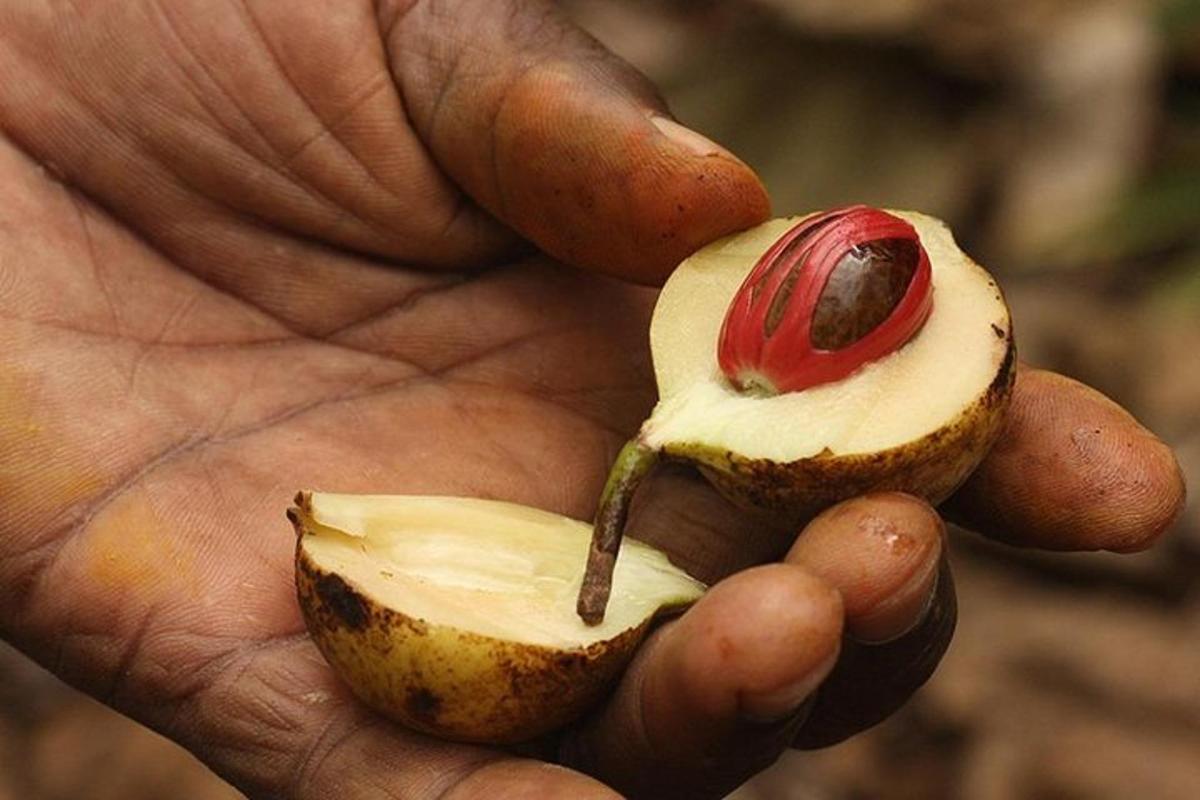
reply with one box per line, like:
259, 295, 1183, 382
717, 205, 934, 395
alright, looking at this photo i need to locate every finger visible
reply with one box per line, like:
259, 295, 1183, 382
382, 0, 771, 284
0, 0, 517, 270
793, 559, 955, 749
785, 494, 955, 748
562, 565, 842, 799
625, 463, 801, 583
946, 367, 1187, 552
788, 493, 943, 644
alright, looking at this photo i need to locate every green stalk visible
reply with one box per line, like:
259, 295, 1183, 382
576, 439, 661, 625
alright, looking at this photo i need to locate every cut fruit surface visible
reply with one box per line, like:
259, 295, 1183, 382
300, 493, 703, 647
647, 211, 1010, 460
293, 492, 703, 742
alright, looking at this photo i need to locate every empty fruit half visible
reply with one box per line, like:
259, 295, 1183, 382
292, 492, 704, 743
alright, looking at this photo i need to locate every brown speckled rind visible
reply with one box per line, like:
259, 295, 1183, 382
291, 512, 650, 745
663, 335, 1016, 529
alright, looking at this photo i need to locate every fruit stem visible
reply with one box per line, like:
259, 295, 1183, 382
577, 439, 661, 625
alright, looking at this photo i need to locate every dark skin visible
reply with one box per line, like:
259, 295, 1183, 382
0, 1, 1186, 798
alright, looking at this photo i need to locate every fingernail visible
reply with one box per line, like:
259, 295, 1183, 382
849, 561, 941, 646
739, 648, 839, 723
650, 114, 734, 159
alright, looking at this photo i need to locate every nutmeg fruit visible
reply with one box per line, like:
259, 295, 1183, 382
292, 492, 704, 743
578, 209, 1014, 623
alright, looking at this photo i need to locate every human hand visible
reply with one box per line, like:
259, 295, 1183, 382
0, 2, 1185, 799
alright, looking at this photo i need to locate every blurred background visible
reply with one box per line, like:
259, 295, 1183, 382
1, 0, 1197, 797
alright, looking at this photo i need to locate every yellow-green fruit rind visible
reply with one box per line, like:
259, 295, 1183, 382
295, 539, 647, 744
664, 335, 1015, 526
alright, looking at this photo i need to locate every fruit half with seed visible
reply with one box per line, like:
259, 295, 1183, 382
292, 491, 704, 743
579, 209, 1014, 623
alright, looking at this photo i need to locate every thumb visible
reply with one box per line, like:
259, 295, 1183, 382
381, 0, 770, 284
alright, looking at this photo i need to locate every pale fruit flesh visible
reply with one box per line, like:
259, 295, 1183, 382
293, 492, 704, 743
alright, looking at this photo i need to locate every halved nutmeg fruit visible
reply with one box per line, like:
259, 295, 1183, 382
292, 492, 704, 743
578, 209, 1014, 624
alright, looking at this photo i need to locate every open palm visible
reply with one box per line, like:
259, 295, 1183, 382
0, 2, 1185, 799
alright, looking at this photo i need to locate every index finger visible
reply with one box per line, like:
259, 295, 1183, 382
945, 366, 1186, 552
